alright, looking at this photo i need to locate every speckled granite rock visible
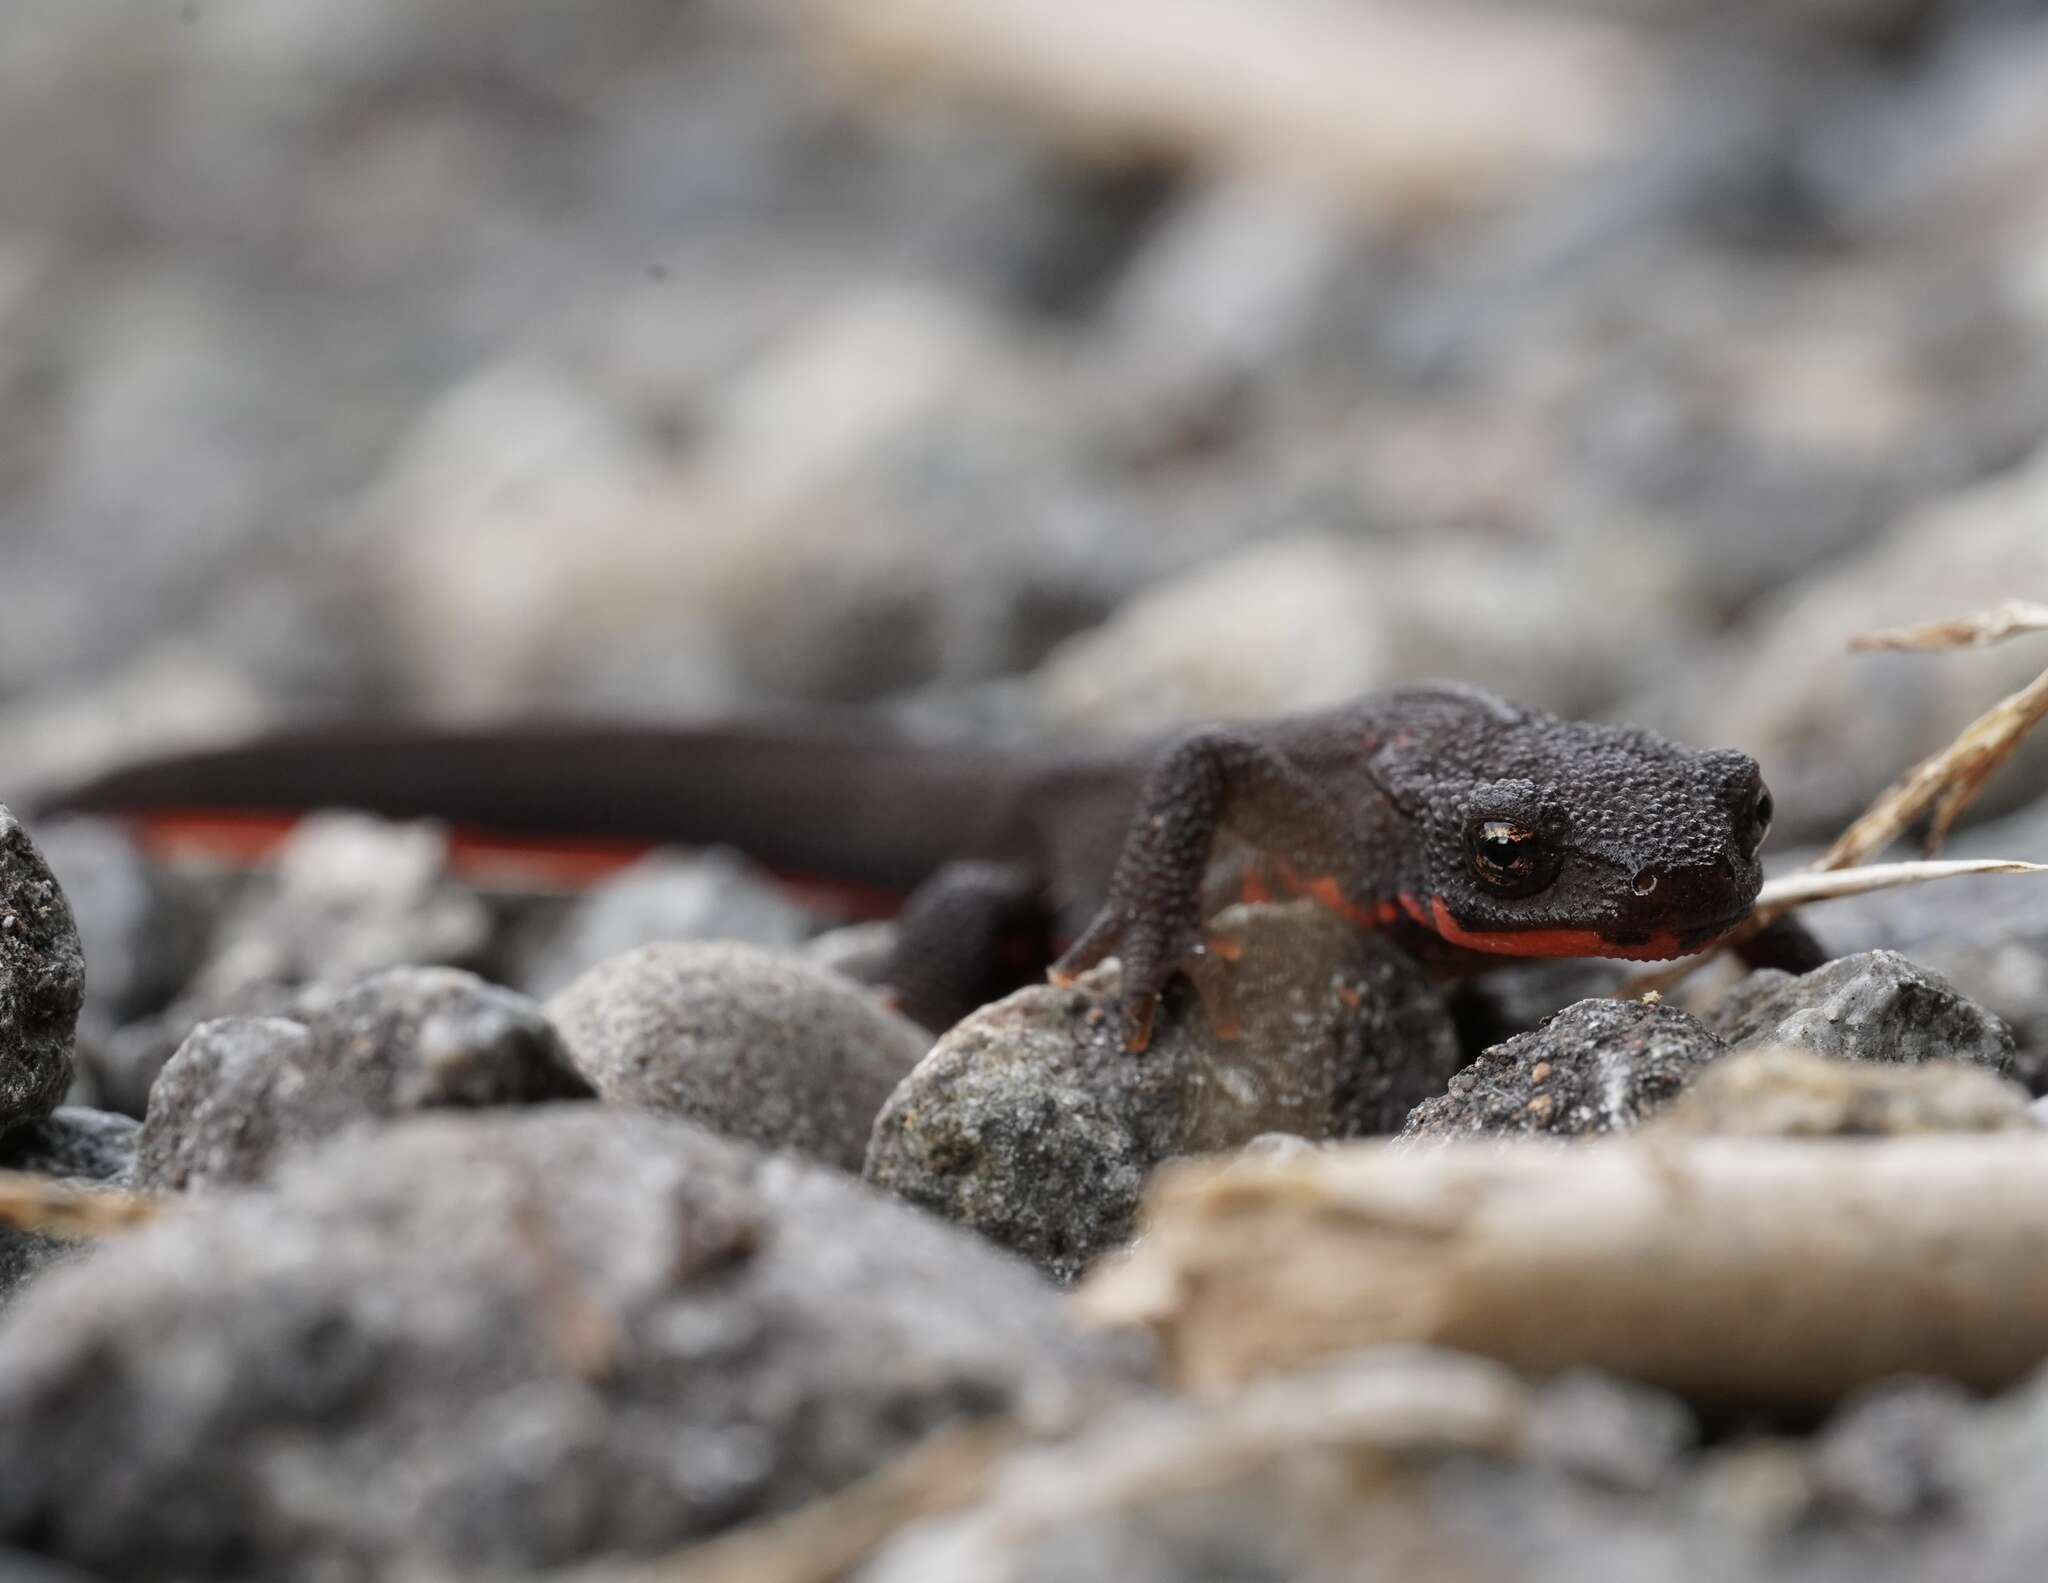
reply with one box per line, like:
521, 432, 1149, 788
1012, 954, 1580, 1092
0, 811, 82, 1141
1401, 999, 1725, 1142
547, 941, 930, 1172
137, 967, 590, 1190
1706, 950, 2016, 1075
866, 902, 1461, 1282
0, 1108, 1145, 1580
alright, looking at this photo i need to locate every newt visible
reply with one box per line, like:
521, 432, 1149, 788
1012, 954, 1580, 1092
28, 683, 1809, 1049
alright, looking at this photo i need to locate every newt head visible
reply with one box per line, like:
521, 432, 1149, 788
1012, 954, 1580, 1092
1379, 707, 1774, 963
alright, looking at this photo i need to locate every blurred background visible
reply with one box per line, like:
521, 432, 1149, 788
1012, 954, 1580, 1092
4, 0, 2048, 848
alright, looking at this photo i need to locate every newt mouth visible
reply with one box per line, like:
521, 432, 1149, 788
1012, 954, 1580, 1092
1406, 894, 1753, 961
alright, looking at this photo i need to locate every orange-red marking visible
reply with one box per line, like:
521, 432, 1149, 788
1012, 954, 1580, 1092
1401, 893, 1714, 962
120, 809, 906, 917
1299, 873, 1379, 931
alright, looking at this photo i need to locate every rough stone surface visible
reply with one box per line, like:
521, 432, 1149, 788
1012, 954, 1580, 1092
801, 919, 902, 991
0, 1108, 138, 1185
866, 903, 1461, 1282
84, 814, 496, 1117
90, 979, 310, 1122
1401, 999, 1725, 1142
0, 1106, 138, 1309
138, 968, 591, 1191
547, 941, 930, 1173
0, 1108, 1144, 1581
188, 813, 494, 1003
856, 1351, 1695, 1583
1649, 1046, 2037, 1138
516, 849, 820, 1000
1806, 809, 2048, 1092
0, 812, 82, 1142
850, 1353, 2048, 1583
1706, 950, 2016, 1075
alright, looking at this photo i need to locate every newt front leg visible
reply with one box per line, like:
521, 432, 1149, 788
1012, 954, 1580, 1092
1050, 727, 1364, 1051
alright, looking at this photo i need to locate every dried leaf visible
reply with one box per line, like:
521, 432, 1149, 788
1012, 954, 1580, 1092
0, 1172, 160, 1238
1850, 601, 2048, 652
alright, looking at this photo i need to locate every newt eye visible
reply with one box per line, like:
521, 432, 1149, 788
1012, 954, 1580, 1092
1750, 785, 1774, 857
1466, 818, 1559, 898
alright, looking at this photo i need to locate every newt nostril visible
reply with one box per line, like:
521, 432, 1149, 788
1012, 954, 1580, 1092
1631, 867, 1659, 897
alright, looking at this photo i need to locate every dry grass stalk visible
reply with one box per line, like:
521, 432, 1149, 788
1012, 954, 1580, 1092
0, 1172, 160, 1237
805, 0, 1651, 223
1757, 857, 2048, 909
1850, 600, 2048, 652
1625, 608, 2048, 997
1076, 1137, 2048, 1403
1819, 661, 2048, 867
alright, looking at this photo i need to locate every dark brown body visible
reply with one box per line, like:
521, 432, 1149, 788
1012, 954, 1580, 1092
30, 685, 1802, 1043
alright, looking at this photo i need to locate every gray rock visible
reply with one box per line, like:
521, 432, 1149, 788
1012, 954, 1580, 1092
1803, 810, 2048, 1092
546, 941, 929, 1173
866, 903, 1461, 1282
1706, 950, 2016, 1075
516, 848, 821, 1000
138, 968, 591, 1191
29, 818, 201, 1030
89, 978, 310, 1122
1401, 999, 1725, 1142
802, 920, 902, 990
0, 1107, 138, 1309
85, 814, 496, 1117
856, 1351, 1695, 1583
0, 1246, 74, 1317
853, 1352, 2048, 1583
0, 811, 82, 1140
1809, 1379, 1977, 1524
0, 1107, 138, 1185
187, 812, 494, 1004
0, 1108, 1144, 1580
1648, 1047, 2036, 1138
